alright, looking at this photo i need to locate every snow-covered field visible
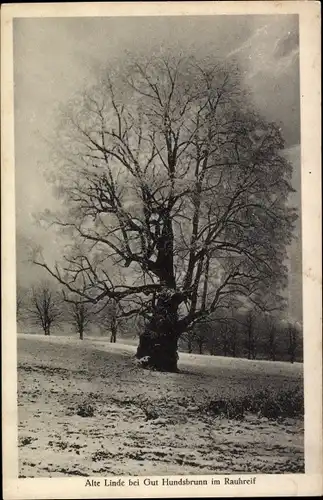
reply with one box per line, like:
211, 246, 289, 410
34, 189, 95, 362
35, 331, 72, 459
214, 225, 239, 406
18, 334, 304, 477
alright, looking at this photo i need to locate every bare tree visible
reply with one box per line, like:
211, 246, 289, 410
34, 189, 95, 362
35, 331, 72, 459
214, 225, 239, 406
69, 301, 92, 340
219, 321, 231, 357
27, 282, 63, 335
183, 316, 214, 355
181, 330, 195, 353
265, 314, 278, 361
207, 329, 218, 356
229, 327, 238, 358
16, 285, 27, 323
95, 298, 121, 343
109, 306, 118, 343
193, 324, 209, 355
286, 321, 299, 363
34, 56, 297, 371
217, 307, 240, 357
243, 310, 258, 360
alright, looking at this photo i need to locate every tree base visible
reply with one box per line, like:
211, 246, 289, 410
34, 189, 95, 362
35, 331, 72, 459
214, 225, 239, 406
136, 289, 181, 372
136, 330, 179, 373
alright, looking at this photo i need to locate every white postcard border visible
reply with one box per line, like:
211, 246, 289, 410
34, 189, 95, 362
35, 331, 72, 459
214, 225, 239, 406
1, 2, 322, 498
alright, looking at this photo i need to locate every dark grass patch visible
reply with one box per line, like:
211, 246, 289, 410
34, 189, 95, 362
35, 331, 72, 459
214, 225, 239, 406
201, 388, 303, 421
48, 440, 68, 450
244, 388, 304, 419
203, 398, 246, 420
76, 403, 95, 417
19, 436, 37, 447
92, 450, 116, 462
111, 387, 304, 423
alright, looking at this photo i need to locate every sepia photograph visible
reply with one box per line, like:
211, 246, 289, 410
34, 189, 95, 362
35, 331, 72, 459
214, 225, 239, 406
1, 2, 322, 499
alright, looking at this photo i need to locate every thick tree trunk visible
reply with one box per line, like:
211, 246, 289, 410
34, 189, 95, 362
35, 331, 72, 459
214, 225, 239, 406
136, 291, 180, 372
79, 330, 84, 340
136, 211, 182, 372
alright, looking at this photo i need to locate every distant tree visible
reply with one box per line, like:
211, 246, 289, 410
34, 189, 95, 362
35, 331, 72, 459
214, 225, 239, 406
286, 321, 299, 363
181, 318, 218, 355
108, 299, 118, 343
69, 301, 92, 340
228, 326, 238, 358
16, 285, 27, 323
207, 329, 218, 356
221, 307, 240, 357
265, 314, 278, 361
181, 330, 195, 353
27, 282, 63, 335
219, 321, 231, 357
194, 329, 208, 355
34, 55, 298, 371
243, 310, 258, 360
189, 316, 216, 355
95, 298, 121, 343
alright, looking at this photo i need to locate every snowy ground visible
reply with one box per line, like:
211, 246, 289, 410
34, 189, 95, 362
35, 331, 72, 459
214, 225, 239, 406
18, 334, 304, 477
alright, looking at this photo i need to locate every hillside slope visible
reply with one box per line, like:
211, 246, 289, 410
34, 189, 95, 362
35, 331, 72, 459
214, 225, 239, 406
18, 334, 304, 477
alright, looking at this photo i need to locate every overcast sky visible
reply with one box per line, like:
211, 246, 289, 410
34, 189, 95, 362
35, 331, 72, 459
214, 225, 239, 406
13, 14, 301, 320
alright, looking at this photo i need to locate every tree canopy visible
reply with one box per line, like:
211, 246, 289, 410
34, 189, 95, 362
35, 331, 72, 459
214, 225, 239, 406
34, 56, 297, 371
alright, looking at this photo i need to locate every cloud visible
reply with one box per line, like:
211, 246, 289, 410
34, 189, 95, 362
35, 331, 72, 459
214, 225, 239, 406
227, 17, 299, 75
226, 17, 300, 147
227, 24, 269, 58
